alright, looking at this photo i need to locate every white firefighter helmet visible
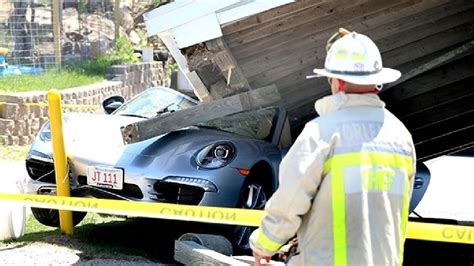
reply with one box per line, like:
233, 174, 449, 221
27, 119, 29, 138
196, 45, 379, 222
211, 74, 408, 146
313, 32, 401, 85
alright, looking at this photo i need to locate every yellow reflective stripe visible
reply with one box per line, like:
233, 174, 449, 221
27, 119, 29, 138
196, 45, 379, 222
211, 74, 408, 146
332, 166, 347, 266
324, 152, 413, 175
323, 152, 413, 266
398, 177, 410, 266
256, 228, 283, 252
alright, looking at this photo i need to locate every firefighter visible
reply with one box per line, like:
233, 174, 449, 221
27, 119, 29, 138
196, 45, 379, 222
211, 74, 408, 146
250, 31, 416, 265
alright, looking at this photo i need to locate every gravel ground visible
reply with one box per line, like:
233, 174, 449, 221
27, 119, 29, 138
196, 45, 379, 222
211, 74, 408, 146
0, 160, 167, 265
0, 241, 160, 265
0, 221, 168, 265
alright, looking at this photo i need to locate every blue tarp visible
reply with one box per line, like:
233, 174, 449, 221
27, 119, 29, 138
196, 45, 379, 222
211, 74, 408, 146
0, 56, 44, 76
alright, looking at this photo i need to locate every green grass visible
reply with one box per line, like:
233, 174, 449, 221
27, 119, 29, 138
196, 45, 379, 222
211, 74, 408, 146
0, 144, 30, 161
0, 213, 147, 259
0, 57, 114, 93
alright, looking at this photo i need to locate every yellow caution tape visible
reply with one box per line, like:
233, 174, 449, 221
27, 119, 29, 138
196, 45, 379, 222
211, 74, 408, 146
0, 102, 100, 109
0, 193, 265, 227
407, 221, 474, 245
0, 193, 472, 244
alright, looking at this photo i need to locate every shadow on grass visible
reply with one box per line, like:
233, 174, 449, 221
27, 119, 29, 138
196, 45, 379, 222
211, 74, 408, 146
7, 216, 228, 264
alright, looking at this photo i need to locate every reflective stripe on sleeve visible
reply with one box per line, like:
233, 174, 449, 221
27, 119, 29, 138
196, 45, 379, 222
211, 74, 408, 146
256, 228, 284, 253
398, 175, 411, 266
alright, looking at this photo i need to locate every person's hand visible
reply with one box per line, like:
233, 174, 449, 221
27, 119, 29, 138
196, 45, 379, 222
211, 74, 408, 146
253, 251, 271, 266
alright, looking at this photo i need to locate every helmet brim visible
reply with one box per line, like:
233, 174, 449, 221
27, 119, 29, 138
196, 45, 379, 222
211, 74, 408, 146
312, 67, 401, 85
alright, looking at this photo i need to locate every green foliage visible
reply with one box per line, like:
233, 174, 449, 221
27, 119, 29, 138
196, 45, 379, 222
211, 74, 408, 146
0, 144, 30, 160
151, 0, 162, 8
0, 57, 114, 92
109, 36, 140, 64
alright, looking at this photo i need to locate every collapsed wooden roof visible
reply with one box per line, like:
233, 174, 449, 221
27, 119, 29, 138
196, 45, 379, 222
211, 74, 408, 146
145, 0, 474, 161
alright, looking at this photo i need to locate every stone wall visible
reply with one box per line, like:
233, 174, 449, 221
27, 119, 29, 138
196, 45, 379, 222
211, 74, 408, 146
0, 62, 169, 145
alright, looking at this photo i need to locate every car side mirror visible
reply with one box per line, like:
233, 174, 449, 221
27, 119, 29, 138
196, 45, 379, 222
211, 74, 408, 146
409, 162, 431, 213
102, 95, 125, 114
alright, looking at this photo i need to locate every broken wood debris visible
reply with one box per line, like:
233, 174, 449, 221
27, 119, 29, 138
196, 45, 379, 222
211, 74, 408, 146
121, 85, 280, 144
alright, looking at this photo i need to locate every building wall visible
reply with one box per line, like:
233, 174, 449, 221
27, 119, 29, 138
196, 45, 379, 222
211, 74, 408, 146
0, 62, 169, 145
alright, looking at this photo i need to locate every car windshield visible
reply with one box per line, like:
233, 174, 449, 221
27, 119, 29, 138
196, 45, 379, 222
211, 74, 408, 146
197, 108, 278, 141
113, 87, 197, 118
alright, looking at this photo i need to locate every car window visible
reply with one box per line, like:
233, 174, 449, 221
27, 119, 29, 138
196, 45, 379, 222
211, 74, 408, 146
113, 87, 197, 118
198, 108, 278, 141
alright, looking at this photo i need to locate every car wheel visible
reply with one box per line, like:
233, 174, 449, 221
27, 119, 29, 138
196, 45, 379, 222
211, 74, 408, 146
232, 177, 269, 253
31, 207, 86, 227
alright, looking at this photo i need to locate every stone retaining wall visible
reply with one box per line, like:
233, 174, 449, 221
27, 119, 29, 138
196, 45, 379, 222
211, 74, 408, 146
0, 62, 169, 145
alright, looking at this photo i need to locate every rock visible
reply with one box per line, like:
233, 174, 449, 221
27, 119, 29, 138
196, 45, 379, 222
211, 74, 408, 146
62, 8, 80, 33
129, 30, 141, 45
120, 6, 134, 33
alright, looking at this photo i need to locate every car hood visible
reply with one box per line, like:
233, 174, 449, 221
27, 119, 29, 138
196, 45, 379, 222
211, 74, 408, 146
62, 113, 257, 165
63, 113, 142, 163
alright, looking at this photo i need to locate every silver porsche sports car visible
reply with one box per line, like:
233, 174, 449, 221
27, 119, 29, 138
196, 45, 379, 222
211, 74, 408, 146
25, 86, 293, 251
25, 86, 430, 252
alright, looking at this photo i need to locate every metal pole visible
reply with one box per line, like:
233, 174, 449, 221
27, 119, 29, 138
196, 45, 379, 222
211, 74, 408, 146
47, 90, 74, 235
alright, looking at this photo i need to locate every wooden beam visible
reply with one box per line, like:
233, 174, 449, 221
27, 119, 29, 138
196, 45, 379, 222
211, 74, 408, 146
387, 77, 473, 118
114, 0, 121, 42
383, 21, 474, 68
222, 1, 322, 35
174, 241, 248, 265
232, 0, 440, 62
412, 110, 474, 145
415, 127, 474, 161
382, 54, 473, 103
225, 0, 365, 49
159, 33, 211, 102
403, 93, 474, 131
121, 85, 280, 144
206, 38, 251, 93
245, 6, 473, 89
386, 40, 474, 88
52, 0, 62, 69
237, 0, 468, 80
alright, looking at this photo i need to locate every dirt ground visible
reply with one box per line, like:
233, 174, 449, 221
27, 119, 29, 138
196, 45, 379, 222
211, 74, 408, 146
0, 216, 219, 265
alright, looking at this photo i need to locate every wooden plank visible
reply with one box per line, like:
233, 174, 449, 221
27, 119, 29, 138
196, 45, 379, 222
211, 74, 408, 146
375, 7, 474, 53
385, 41, 474, 90
52, 0, 61, 68
412, 111, 474, 145
415, 127, 474, 161
388, 77, 473, 118
121, 85, 280, 144
174, 241, 248, 265
386, 40, 474, 88
244, 3, 471, 88
232, 0, 415, 62
231, 0, 457, 63
383, 21, 474, 68
205, 38, 251, 92
222, 1, 322, 35
237, 0, 465, 76
382, 55, 473, 103
225, 0, 364, 48
233, 255, 284, 265
403, 93, 474, 131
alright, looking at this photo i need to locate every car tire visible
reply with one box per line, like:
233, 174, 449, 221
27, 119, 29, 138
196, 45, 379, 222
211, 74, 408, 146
31, 207, 86, 227
0, 181, 26, 241
231, 175, 270, 254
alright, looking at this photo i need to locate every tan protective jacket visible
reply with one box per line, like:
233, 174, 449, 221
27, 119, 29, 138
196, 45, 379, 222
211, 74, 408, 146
250, 93, 416, 265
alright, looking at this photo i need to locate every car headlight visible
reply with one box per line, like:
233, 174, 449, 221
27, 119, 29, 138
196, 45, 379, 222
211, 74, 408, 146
195, 142, 235, 169
39, 121, 51, 142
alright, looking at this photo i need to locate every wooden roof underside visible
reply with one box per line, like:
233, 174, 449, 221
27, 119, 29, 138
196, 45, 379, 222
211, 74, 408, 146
184, 0, 473, 161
